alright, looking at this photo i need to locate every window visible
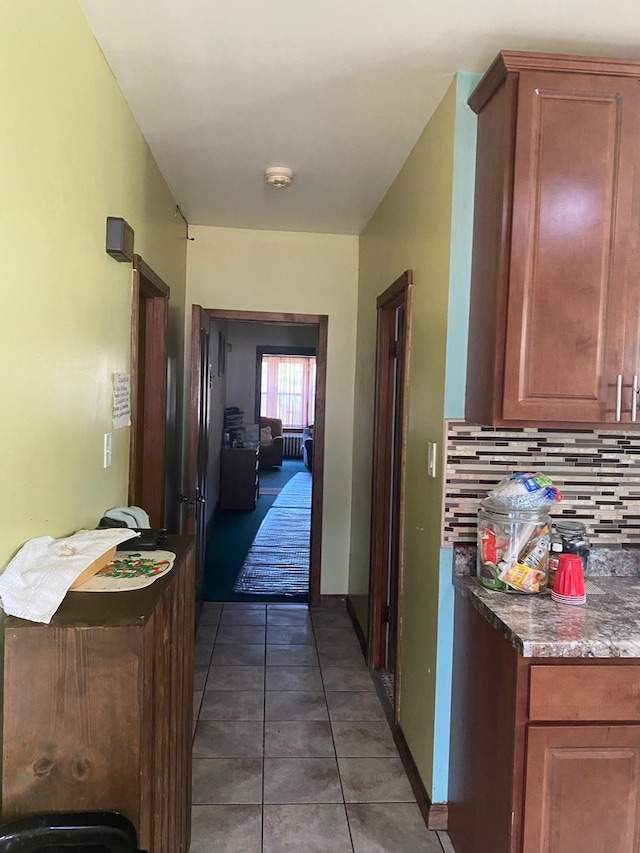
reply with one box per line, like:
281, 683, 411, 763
260, 355, 316, 428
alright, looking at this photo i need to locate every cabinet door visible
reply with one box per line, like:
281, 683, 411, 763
503, 71, 640, 423
220, 449, 258, 510
2, 626, 143, 823
523, 725, 640, 852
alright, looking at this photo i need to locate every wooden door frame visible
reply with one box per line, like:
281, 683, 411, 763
129, 255, 170, 527
186, 304, 208, 537
185, 305, 212, 620
195, 308, 327, 607
367, 271, 412, 714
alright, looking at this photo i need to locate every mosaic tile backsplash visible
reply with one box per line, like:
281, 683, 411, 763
444, 421, 640, 548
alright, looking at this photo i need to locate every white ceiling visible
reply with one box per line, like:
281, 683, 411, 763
78, 0, 640, 235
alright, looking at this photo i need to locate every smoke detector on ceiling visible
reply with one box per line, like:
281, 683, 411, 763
265, 166, 293, 188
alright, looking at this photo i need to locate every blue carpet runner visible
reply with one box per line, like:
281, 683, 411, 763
233, 472, 312, 594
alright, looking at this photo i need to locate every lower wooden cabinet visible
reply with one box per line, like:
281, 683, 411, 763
2, 536, 195, 853
449, 593, 640, 853
523, 725, 640, 852
220, 447, 259, 510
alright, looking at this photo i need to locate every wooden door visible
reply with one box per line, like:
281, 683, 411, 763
367, 271, 411, 707
523, 725, 640, 852
185, 305, 211, 616
129, 256, 170, 527
502, 71, 640, 423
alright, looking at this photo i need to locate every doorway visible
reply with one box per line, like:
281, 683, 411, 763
186, 308, 327, 607
367, 271, 412, 715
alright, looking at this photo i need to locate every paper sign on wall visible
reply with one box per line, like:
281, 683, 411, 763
112, 373, 131, 428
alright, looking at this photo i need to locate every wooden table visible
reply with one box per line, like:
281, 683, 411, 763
2, 535, 195, 853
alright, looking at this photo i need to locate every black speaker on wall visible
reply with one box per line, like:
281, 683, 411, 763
105, 217, 135, 262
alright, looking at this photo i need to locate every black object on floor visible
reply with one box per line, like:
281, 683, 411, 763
0, 812, 144, 853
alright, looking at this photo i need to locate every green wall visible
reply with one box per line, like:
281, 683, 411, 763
349, 80, 458, 791
0, 0, 187, 569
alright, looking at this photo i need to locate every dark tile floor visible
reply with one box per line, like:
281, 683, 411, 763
192, 602, 455, 852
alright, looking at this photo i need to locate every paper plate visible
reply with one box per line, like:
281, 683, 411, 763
69, 545, 117, 589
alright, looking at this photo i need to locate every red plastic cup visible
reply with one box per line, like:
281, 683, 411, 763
554, 553, 585, 598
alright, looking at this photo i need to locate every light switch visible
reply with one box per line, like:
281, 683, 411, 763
103, 432, 112, 468
427, 441, 437, 478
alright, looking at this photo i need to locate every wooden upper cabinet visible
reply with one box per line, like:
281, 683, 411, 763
466, 51, 640, 427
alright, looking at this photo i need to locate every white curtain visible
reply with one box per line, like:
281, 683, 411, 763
260, 355, 316, 427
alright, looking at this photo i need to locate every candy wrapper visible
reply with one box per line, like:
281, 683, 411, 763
479, 522, 550, 593
498, 561, 546, 593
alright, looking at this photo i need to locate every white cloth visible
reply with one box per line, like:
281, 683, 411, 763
0, 529, 139, 623
102, 506, 151, 528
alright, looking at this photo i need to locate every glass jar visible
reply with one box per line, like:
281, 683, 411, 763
477, 498, 551, 593
553, 519, 590, 577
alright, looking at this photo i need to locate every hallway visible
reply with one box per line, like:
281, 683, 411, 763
191, 601, 454, 852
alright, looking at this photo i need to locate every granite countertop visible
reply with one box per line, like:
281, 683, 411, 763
454, 574, 640, 658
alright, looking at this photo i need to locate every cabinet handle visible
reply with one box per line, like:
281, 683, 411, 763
615, 374, 623, 422
633, 375, 639, 423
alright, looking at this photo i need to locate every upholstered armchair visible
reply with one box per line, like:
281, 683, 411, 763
259, 416, 284, 467
302, 424, 313, 471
